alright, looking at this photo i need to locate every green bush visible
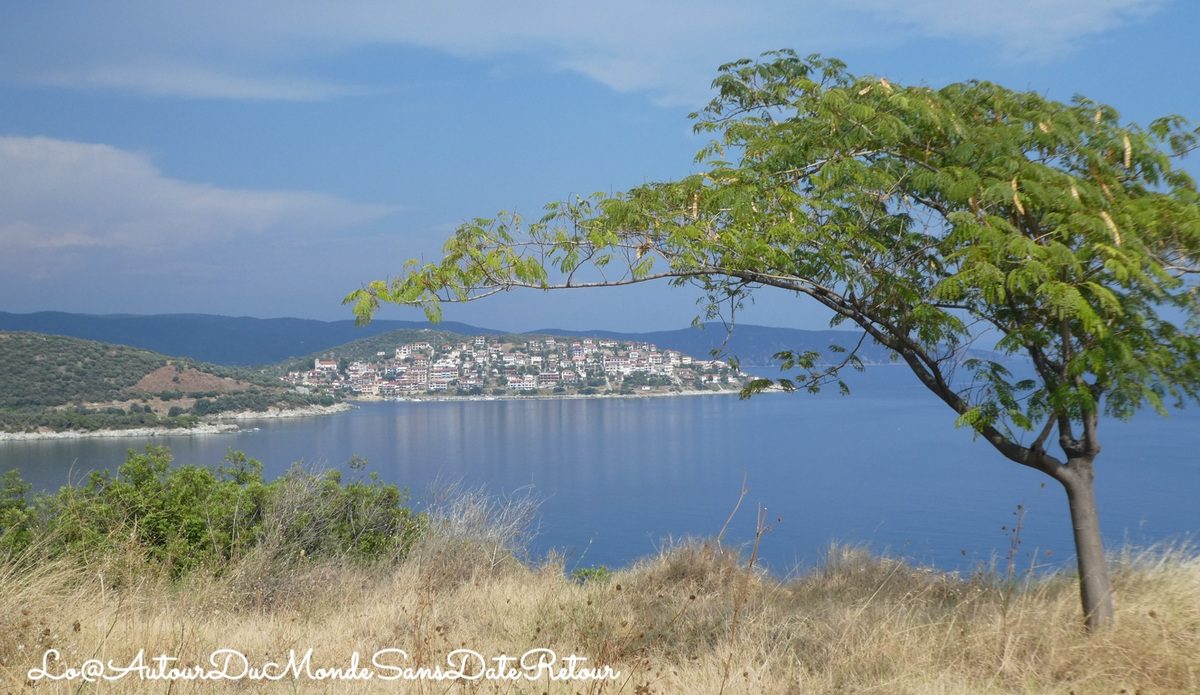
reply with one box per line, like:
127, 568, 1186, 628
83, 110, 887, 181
571, 565, 613, 584
42, 446, 270, 575
1, 446, 423, 577
0, 470, 35, 554
259, 465, 424, 564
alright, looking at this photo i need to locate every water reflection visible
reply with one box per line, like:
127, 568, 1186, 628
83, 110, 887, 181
3, 369, 1196, 573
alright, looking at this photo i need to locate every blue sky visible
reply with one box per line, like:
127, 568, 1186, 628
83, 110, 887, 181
1, 1, 1196, 332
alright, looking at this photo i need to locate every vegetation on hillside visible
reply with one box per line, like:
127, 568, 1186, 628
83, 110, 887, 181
273, 328, 470, 374
0, 332, 166, 409
0, 448, 1196, 692
0, 332, 337, 433
272, 327, 586, 374
281, 325, 886, 375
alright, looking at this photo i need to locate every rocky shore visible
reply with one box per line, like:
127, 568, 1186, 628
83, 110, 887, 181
209, 402, 355, 420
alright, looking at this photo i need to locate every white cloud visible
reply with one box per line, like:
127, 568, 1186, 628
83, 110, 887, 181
0, 1, 1170, 103
1, 0, 775, 104
855, 0, 1165, 59
0, 136, 396, 251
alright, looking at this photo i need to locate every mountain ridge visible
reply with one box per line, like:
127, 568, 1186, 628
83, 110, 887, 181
0, 311, 892, 368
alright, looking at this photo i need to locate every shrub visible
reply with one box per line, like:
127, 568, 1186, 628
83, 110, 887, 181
0, 470, 34, 555
571, 565, 612, 583
5, 446, 423, 578
259, 465, 424, 564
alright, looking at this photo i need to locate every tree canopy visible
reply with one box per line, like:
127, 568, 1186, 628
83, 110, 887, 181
349, 50, 1200, 627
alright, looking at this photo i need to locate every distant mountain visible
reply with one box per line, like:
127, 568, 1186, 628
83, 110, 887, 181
532, 324, 895, 368
288, 327, 500, 367
0, 312, 502, 366
0, 311, 892, 368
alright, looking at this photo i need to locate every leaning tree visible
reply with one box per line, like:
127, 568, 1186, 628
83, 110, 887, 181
347, 51, 1200, 629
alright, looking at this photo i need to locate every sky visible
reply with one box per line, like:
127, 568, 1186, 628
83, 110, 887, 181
1, 1, 1197, 332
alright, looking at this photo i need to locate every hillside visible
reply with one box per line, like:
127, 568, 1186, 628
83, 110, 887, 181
0, 311, 502, 365
276, 327, 478, 371
274, 326, 747, 399
0, 311, 892, 368
535, 323, 896, 367
301, 324, 898, 371
0, 332, 335, 433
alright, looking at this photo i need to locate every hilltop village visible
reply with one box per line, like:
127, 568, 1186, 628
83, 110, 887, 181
282, 335, 744, 399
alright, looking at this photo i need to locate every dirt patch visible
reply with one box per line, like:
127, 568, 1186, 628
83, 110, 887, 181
131, 365, 250, 395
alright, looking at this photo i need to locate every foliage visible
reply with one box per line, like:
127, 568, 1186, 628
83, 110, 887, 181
258, 464, 424, 564
286, 327, 474, 367
0, 331, 338, 432
190, 390, 335, 416
0, 447, 423, 576
621, 372, 676, 390
570, 564, 613, 583
347, 50, 1200, 627
348, 51, 1200, 449
0, 406, 197, 433
0, 470, 34, 554
0, 332, 165, 409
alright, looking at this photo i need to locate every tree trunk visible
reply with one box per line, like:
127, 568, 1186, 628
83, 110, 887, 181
1060, 459, 1114, 630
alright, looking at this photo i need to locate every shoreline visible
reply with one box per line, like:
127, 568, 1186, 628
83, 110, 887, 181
0, 389, 750, 441
0, 403, 355, 442
208, 402, 355, 420
347, 387, 746, 404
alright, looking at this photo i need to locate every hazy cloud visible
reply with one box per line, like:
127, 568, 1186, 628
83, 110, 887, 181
35, 63, 360, 101
0, 1, 1166, 104
0, 136, 396, 252
855, 0, 1165, 59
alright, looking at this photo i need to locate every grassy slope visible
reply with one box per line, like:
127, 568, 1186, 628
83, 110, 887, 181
277, 327, 478, 370
0, 332, 329, 431
2, 534, 1195, 693
0, 332, 168, 409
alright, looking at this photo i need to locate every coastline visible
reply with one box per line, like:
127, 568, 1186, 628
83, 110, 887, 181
0, 403, 355, 442
0, 389, 747, 441
208, 402, 355, 420
347, 387, 746, 404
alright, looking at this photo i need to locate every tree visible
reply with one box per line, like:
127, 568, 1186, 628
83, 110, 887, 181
347, 51, 1200, 629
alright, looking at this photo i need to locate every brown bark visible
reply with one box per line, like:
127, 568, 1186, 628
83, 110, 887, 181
1060, 458, 1114, 630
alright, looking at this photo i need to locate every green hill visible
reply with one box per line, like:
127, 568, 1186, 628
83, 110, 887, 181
274, 327, 474, 372
0, 332, 335, 433
0, 311, 896, 368
275, 326, 595, 371
0, 311, 503, 365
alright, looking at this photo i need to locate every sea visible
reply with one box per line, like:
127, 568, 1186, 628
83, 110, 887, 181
3, 367, 1197, 575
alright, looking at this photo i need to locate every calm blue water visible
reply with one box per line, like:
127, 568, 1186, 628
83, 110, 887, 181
3, 367, 1197, 574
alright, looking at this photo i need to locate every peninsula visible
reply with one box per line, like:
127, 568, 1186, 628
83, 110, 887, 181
0, 332, 341, 437
285, 334, 746, 399
0, 328, 746, 437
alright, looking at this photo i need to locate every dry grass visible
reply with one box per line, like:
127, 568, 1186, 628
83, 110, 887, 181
1, 516, 1196, 694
